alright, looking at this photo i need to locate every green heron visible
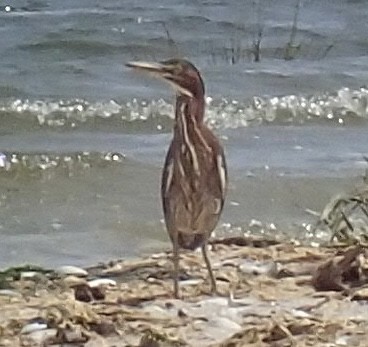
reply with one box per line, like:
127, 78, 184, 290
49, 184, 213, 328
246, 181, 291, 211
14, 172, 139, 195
126, 59, 228, 298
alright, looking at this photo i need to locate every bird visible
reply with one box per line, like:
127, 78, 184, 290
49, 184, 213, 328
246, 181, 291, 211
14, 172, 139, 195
126, 59, 228, 298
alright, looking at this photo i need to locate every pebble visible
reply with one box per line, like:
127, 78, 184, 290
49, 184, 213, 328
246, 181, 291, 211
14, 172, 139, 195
20, 271, 38, 279
88, 278, 117, 288
291, 308, 312, 318
239, 259, 278, 276
198, 297, 229, 307
351, 288, 368, 301
203, 317, 242, 342
20, 322, 48, 334
0, 289, 21, 297
26, 329, 58, 345
62, 275, 87, 287
55, 265, 88, 277
211, 317, 242, 331
74, 284, 105, 302
228, 292, 253, 307
180, 279, 202, 286
335, 334, 361, 346
151, 252, 166, 259
143, 304, 170, 317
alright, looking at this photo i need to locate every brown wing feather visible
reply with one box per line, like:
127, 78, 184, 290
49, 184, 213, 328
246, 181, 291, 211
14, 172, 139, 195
161, 127, 227, 250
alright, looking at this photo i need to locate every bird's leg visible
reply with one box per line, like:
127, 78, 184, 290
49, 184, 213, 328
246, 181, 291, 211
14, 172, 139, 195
172, 232, 180, 299
201, 243, 217, 294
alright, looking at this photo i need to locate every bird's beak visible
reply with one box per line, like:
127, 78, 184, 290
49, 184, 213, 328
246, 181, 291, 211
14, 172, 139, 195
125, 61, 174, 78
125, 61, 193, 97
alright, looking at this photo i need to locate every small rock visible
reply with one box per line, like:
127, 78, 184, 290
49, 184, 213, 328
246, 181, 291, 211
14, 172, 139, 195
143, 305, 170, 317
228, 292, 253, 307
88, 278, 116, 288
89, 321, 117, 336
202, 317, 242, 342
63, 275, 87, 287
26, 329, 57, 344
102, 263, 122, 274
0, 289, 21, 297
178, 308, 188, 318
212, 317, 242, 331
199, 297, 229, 308
180, 279, 201, 286
351, 288, 368, 301
291, 309, 312, 318
20, 271, 38, 279
20, 322, 48, 334
55, 326, 89, 344
84, 335, 109, 347
335, 334, 361, 346
239, 259, 278, 276
151, 252, 165, 259
74, 284, 105, 302
55, 265, 88, 277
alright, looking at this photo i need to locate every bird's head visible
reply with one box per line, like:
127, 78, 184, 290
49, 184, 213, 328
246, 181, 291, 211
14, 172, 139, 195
126, 58, 205, 98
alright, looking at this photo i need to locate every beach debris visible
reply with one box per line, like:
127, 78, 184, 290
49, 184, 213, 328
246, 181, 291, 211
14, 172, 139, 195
314, 182, 368, 243
62, 274, 87, 287
312, 245, 364, 291
73, 283, 105, 302
20, 328, 58, 346
238, 258, 278, 276
2, 236, 368, 346
55, 265, 88, 277
179, 278, 202, 287
88, 321, 117, 337
42, 325, 89, 345
351, 287, 368, 301
139, 328, 186, 347
88, 278, 117, 287
20, 321, 48, 334
20, 271, 39, 279
216, 317, 343, 346
0, 264, 50, 289
210, 235, 279, 248
0, 289, 22, 297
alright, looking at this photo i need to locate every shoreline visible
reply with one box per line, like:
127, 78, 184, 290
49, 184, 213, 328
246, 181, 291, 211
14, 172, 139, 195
1, 236, 368, 346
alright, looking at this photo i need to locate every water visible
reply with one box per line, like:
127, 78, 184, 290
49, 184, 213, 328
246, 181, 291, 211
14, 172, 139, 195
0, 0, 368, 268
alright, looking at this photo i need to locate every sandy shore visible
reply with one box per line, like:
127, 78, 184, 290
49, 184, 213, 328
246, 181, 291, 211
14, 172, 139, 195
1, 236, 368, 347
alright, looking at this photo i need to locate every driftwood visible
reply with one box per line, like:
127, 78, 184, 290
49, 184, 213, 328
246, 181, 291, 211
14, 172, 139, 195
312, 245, 365, 291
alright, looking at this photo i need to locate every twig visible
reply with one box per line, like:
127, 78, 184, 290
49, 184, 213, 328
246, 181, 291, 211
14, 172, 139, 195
284, 0, 302, 60
161, 22, 180, 57
252, 0, 264, 62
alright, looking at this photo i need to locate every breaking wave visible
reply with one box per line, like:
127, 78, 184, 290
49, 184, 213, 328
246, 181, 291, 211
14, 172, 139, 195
0, 86, 367, 133
0, 151, 125, 178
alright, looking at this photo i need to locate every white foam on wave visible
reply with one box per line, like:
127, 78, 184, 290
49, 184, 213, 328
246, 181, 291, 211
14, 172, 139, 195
0, 86, 367, 130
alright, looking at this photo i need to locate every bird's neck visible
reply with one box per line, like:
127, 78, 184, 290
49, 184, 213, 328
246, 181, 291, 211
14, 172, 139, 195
174, 94, 205, 139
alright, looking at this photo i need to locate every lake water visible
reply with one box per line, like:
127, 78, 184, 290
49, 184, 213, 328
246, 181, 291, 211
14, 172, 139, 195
0, 0, 368, 268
